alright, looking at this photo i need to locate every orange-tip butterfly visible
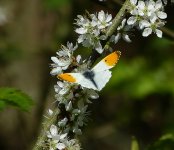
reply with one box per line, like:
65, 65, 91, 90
58, 51, 121, 91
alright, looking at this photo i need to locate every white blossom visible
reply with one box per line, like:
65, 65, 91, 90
50, 42, 78, 75
142, 27, 152, 37
142, 14, 163, 38
128, 0, 167, 38
97, 10, 112, 29
58, 118, 68, 127
47, 125, 68, 150
66, 101, 73, 111
75, 11, 112, 53
70, 99, 89, 130
127, 16, 138, 25
111, 19, 131, 43
54, 81, 71, 95
130, 0, 139, 15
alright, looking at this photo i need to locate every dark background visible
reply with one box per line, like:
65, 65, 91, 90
0, 0, 174, 150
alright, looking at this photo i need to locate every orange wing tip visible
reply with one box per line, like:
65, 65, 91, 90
58, 73, 76, 83
102, 51, 121, 66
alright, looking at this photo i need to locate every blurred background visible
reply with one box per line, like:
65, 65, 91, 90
0, 0, 174, 150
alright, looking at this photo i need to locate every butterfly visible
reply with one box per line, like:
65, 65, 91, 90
58, 51, 121, 91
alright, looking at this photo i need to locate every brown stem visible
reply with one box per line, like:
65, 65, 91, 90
161, 27, 174, 40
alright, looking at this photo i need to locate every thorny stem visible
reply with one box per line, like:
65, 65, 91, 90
32, 109, 59, 150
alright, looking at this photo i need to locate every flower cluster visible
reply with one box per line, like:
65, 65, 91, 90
128, 0, 167, 37
54, 80, 99, 135
50, 42, 78, 75
48, 42, 99, 150
47, 124, 80, 150
75, 10, 112, 53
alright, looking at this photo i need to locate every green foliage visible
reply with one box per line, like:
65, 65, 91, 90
131, 137, 139, 150
147, 134, 174, 150
43, 0, 71, 10
0, 87, 34, 111
103, 37, 174, 100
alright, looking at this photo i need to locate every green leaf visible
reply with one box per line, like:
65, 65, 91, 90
0, 87, 34, 111
147, 134, 174, 150
131, 136, 139, 150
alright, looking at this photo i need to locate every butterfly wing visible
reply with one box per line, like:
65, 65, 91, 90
58, 73, 98, 90
58, 51, 121, 91
92, 51, 121, 72
92, 70, 111, 91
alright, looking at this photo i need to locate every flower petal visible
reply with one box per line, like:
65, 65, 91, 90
50, 67, 62, 75
51, 57, 59, 64
157, 11, 167, 19
106, 14, 112, 22
50, 125, 58, 136
77, 35, 85, 43
98, 10, 105, 21
123, 34, 132, 43
155, 0, 162, 10
155, 29, 162, 38
139, 20, 150, 29
60, 133, 67, 140
130, 0, 137, 5
56, 143, 66, 150
114, 33, 121, 43
138, 1, 145, 10
57, 81, 64, 88
142, 28, 152, 37
95, 42, 103, 53
76, 55, 81, 63
75, 27, 87, 34
66, 101, 73, 111
127, 16, 137, 25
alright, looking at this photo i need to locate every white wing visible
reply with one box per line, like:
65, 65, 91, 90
58, 73, 98, 90
93, 70, 111, 91
92, 51, 121, 72
92, 61, 110, 72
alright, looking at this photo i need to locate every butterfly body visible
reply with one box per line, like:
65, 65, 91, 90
83, 70, 98, 89
58, 51, 121, 91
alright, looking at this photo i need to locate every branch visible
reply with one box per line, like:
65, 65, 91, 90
106, 0, 130, 37
32, 109, 59, 150
161, 26, 174, 40
89, 0, 130, 65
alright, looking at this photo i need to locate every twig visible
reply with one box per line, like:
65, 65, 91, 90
32, 109, 59, 150
161, 26, 174, 40
106, 0, 130, 37
89, 0, 130, 66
